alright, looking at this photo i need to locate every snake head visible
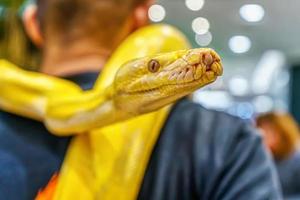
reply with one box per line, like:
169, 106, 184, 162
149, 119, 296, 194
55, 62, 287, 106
114, 48, 223, 114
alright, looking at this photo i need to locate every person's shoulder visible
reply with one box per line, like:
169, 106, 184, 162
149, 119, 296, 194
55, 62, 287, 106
169, 99, 262, 153
150, 100, 281, 200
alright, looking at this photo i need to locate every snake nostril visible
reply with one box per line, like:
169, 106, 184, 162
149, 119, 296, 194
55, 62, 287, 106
202, 52, 213, 67
206, 65, 212, 71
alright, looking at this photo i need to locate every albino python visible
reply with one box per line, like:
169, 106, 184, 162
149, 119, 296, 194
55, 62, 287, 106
0, 24, 224, 200
0, 49, 222, 134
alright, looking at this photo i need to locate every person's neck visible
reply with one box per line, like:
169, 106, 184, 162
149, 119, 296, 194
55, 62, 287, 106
40, 43, 111, 77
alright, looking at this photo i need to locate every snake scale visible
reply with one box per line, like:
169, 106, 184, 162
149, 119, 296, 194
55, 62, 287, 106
0, 25, 223, 135
1, 24, 224, 200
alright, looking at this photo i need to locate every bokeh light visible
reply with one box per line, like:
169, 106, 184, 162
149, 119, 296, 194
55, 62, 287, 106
228, 76, 249, 96
148, 4, 166, 22
240, 4, 265, 23
195, 32, 212, 46
192, 17, 210, 35
229, 35, 251, 54
252, 50, 286, 94
185, 0, 205, 11
253, 95, 274, 113
236, 102, 254, 119
194, 91, 233, 110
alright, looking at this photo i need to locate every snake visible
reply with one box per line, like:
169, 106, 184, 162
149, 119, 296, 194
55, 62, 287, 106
0, 26, 223, 135
1, 24, 224, 200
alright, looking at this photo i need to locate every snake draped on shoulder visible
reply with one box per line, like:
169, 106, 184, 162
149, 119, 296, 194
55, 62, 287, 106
54, 24, 192, 200
0, 24, 223, 200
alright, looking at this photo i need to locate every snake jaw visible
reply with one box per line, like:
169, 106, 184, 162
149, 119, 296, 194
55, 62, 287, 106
116, 48, 222, 97
114, 48, 223, 114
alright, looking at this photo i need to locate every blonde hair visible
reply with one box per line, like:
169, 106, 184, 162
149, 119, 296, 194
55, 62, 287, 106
257, 112, 300, 159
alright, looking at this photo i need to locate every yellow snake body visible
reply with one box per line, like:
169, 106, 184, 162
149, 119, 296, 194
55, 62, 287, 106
0, 25, 222, 135
0, 61, 81, 120
0, 24, 223, 200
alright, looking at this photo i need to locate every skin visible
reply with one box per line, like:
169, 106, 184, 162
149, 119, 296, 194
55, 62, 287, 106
45, 48, 223, 134
22, 1, 153, 76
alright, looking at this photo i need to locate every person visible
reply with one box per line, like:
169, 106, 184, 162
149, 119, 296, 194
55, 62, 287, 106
257, 112, 300, 199
0, 0, 282, 199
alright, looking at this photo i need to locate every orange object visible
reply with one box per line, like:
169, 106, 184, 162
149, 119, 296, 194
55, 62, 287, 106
35, 174, 59, 200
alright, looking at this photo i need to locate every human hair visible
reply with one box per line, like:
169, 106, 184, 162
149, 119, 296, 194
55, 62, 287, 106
256, 112, 300, 159
36, 0, 150, 48
0, 5, 40, 70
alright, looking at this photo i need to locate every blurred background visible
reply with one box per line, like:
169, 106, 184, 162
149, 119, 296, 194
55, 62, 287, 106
152, 0, 300, 123
0, 0, 40, 70
1, 0, 300, 123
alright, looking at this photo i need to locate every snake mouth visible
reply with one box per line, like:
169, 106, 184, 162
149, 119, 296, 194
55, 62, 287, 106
169, 60, 222, 82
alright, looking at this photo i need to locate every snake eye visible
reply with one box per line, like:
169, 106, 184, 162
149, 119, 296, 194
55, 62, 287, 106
148, 59, 160, 73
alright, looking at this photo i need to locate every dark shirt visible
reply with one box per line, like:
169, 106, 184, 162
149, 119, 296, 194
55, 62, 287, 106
138, 99, 282, 200
0, 72, 282, 200
276, 151, 300, 199
0, 73, 99, 200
